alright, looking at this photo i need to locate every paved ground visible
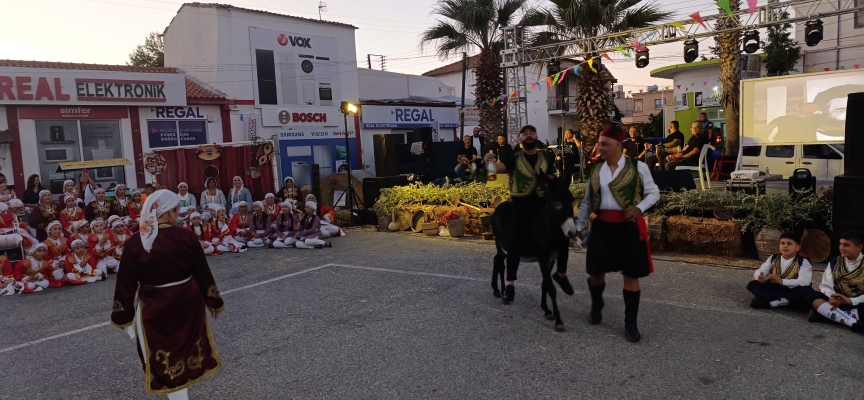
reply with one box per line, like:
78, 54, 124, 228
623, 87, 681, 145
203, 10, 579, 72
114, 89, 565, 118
1, 231, 862, 399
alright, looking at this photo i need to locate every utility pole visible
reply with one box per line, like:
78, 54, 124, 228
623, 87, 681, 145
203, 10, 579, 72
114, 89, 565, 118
459, 52, 467, 140
367, 54, 372, 69
367, 54, 385, 70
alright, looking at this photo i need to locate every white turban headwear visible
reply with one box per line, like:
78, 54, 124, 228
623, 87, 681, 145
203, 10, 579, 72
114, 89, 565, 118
9, 199, 22, 208
29, 242, 47, 256
139, 190, 180, 253
305, 201, 317, 212
71, 239, 86, 249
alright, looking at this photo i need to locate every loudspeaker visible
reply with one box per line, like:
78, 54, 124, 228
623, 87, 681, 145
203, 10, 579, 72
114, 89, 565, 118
429, 141, 465, 180
373, 134, 405, 177
832, 175, 864, 253
363, 175, 410, 210
400, 128, 434, 177
844, 93, 864, 177
651, 170, 697, 191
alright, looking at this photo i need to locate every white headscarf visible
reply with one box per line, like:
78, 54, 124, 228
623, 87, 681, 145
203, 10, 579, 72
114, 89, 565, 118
189, 212, 202, 219
178, 182, 188, 190
177, 182, 190, 201
305, 194, 317, 203
305, 201, 317, 212
90, 219, 105, 230
63, 194, 77, 205
0, 202, 6, 212
283, 176, 294, 185
38, 190, 52, 204
46, 220, 63, 235
72, 219, 89, 232
237, 201, 248, 208
116, 184, 127, 191
9, 199, 22, 208
28, 242, 47, 256
139, 189, 180, 253
71, 239, 86, 249
253, 201, 264, 210
265, 193, 275, 200
112, 220, 126, 229
63, 179, 74, 187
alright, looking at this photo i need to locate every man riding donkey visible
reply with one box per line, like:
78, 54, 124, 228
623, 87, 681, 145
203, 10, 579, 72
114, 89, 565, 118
575, 125, 660, 342
483, 125, 576, 304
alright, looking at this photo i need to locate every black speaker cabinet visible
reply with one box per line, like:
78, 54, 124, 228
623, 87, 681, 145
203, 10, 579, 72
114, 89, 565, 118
429, 141, 465, 180
844, 93, 864, 177
373, 134, 405, 177
651, 170, 697, 192
363, 175, 409, 210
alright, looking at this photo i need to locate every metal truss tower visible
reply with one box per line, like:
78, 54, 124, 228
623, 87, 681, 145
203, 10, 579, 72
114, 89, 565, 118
500, 25, 529, 144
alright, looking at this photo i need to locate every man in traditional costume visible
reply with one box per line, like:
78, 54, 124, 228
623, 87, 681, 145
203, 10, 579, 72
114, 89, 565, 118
65, 238, 103, 284
574, 125, 660, 342
807, 230, 864, 333
14, 243, 52, 293
272, 201, 299, 248
111, 189, 225, 399
86, 188, 113, 221
747, 232, 814, 309
483, 125, 569, 304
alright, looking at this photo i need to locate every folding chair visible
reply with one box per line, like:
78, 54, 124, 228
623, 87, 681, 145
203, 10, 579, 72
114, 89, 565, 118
676, 145, 713, 191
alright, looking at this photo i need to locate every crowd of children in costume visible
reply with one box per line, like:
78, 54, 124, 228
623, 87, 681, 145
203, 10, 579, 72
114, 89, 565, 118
0, 174, 342, 295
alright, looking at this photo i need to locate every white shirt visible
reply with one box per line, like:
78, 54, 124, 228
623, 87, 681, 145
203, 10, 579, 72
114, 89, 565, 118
754, 255, 813, 288
820, 253, 864, 306
575, 156, 660, 231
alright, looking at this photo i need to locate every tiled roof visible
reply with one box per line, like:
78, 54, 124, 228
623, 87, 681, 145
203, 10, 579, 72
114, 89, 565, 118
0, 59, 178, 73
176, 3, 357, 29
0, 59, 225, 100
422, 55, 481, 77
360, 96, 457, 105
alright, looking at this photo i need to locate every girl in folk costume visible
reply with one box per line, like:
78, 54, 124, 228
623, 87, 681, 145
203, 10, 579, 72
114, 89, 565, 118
304, 194, 343, 239
229, 201, 253, 244
200, 178, 227, 212
211, 207, 246, 253
188, 212, 219, 256
294, 201, 332, 249
14, 243, 53, 293
177, 182, 198, 212
88, 219, 119, 276
227, 176, 253, 216
60, 195, 85, 236
30, 190, 59, 241
111, 190, 225, 399
246, 202, 275, 248
112, 184, 132, 218
43, 221, 69, 272
0, 254, 15, 296
279, 176, 299, 203
110, 219, 129, 271
60, 179, 83, 208
86, 188, 113, 221
65, 239, 103, 284
272, 201, 300, 248
262, 193, 280, 220
108, 215, 134, 237
129, 190, 144, 222
68, 220, 91, 252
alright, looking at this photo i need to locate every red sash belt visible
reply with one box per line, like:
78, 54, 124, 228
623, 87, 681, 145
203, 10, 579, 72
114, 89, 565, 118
595, 210, 654, 273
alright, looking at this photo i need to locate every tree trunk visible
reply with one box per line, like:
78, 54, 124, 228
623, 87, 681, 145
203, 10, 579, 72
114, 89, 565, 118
575, 62, 612, 163
717, 0, 741, 157
475, 48, 505, 145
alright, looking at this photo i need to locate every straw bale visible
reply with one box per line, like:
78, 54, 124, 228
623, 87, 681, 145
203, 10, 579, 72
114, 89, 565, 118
665, 216, 742, 257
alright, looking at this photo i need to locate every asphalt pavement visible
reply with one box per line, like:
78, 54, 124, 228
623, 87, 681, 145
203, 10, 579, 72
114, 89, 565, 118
1, 231, 861, 399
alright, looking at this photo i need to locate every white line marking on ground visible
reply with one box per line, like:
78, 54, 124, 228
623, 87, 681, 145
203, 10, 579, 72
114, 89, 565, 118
329, 263, 487, 282
0, 264, 332, 355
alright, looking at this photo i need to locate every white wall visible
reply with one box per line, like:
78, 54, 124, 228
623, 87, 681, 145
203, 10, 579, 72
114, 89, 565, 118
359, 69, 454, 100
0, 107, 12, 186
17, 119, 38, 184
796, 3, 864, 72
165, 5, 359, 104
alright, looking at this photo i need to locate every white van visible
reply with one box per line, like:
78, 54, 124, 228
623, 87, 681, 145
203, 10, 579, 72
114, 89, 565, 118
740, 142, 844, 180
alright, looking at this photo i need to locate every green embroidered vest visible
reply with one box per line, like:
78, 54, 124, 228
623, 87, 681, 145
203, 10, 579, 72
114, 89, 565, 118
589, 157, 644, 212
832, 256, 864, 297
509, 151, 550, 198
770, 255, 801, 280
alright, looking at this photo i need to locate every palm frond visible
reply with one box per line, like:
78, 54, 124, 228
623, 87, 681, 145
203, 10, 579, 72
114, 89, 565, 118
419, 21, 472, 58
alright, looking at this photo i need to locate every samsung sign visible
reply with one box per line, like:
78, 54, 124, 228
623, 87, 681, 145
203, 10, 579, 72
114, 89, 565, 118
361, 105, 460, 129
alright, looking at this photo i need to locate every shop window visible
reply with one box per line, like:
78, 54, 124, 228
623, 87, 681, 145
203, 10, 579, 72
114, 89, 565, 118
654, 99, 663, 110
766, 145, 794, 158
634, 99, 643, 113
857, 0, 864, 28
36, 120, 125, 193
147, 120, 208, 148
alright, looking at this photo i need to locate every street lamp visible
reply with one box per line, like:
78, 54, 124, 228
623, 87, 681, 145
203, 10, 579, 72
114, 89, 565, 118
340, 101, 358, 215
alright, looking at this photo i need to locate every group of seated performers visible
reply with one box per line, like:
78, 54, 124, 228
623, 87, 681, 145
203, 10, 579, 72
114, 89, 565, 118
0, 179, 343, 294
746, 230, 864, 334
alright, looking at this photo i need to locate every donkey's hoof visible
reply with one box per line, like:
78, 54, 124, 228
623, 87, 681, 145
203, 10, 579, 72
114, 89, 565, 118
544, 312, 555, 321
554, 324, 566, 332
492, 289, 501, 298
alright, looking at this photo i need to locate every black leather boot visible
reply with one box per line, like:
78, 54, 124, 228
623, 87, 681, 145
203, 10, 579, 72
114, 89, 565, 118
502, 285, 515, 305
623, 289, 642, 343
587, 278, 605, 325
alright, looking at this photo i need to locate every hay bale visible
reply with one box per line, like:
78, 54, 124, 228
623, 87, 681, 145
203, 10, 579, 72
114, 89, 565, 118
319, 170, 374, 208
665, 216, 741, 257
335, 209, 354, 227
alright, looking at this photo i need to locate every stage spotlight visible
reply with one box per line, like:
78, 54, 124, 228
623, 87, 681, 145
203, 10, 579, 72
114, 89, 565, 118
789, 168, 816, 197
805, 19, 824, 47
635, 49, 649, 68
683, 39, 699, 63
340, 101, 357, 114
743, 30, 760, 54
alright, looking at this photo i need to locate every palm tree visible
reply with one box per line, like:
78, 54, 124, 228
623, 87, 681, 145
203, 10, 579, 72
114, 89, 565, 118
533, 0, 671, 159
420, 0, 541, 144
716, 0, 741, 157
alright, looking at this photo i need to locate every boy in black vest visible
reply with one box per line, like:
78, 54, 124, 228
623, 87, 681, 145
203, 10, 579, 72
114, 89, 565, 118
807, 230, 864, 333
747, 232, 813, 309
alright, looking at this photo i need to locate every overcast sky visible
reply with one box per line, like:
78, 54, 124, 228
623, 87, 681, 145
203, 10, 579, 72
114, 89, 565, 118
2, 0, 775, 93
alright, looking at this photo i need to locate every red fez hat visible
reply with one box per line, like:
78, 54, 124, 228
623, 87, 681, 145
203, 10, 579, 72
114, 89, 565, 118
600, 125, 626, 142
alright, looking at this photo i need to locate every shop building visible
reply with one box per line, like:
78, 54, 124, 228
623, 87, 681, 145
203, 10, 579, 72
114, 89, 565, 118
0, 60, 228, 197
163, 3, 361, 187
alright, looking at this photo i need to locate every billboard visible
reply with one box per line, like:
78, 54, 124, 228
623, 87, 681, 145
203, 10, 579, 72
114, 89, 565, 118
741, 69, 864, 144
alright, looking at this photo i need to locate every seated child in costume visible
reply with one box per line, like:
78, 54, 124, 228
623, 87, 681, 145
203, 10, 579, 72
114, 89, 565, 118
747, 232, 814, 309
807, 230, 864, 333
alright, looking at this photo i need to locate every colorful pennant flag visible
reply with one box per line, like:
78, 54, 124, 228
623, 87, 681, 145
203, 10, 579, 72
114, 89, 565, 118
676, 85, 681, 89
856, 64, 861, 69
601, 53, 614, 63
639, 89, 643, 93
555, 70, 567, 84
671, 21, 687, 33
547, 76, 555, 89
690, 11, 708, 31
616, 46, 629, 57
664, 86, 669, 90
703, 81, 707, 86
840, 66, 846, 70
691, 83, 695, 86
587, 58, 598, 73
716, 0, 734, 18
747, 0, 757, 14
631, 39, 648, 52
643, 31, 656, 41
824, 67, 830, 71
627, 91, 632, 95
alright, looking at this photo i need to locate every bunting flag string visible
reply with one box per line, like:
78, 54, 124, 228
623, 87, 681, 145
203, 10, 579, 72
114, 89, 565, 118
716, 0, 734, 18
670, 21, 688, 33
689, 11, 708, 31
600, 53, 614, 63
587, 58, 598, 73
555, 69, 568, 84
747, 0, 758, 14
547, 75, 555, 89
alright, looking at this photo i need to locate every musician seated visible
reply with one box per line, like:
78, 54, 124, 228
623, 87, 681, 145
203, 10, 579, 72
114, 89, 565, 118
455, 135, 479, 182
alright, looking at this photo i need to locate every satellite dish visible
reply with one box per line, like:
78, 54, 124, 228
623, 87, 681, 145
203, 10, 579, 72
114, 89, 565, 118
318, 1, 328, 17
